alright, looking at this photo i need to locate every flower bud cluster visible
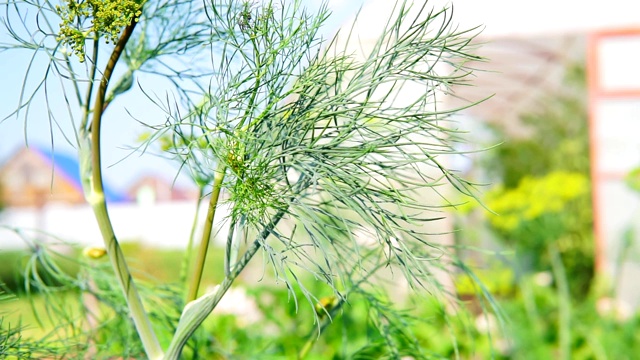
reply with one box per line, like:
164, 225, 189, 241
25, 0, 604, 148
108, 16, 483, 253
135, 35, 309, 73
56, 0, 143, 62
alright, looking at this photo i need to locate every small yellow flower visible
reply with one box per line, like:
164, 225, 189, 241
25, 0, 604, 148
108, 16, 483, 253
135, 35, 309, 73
315, 296, 339, 318
83, 247, 107, 259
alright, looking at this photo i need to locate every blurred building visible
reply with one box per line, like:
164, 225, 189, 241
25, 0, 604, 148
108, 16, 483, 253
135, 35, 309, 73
0, 145, 127, 207
0, 146, 201, 249
0, 146, 201, 208
127, 175, 198, 204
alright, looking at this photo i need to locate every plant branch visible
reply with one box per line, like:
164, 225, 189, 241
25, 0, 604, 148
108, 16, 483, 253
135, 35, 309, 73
180, 185, 206, 287
186, 163, 226, 302
166, 208, 288, 359
90, 23, 135, 193
80, 37, 100, 132
85, 20, 164, 360
169, 173, 309, 358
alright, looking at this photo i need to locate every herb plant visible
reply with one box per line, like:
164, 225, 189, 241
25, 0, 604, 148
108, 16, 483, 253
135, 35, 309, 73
1, 0, 485, 358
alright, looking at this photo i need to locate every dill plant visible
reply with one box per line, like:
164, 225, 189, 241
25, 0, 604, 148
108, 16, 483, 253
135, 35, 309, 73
1, 0, 488, 358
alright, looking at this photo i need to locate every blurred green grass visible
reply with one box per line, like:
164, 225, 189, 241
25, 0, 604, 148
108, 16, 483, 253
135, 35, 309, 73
0, 242, 226, 340
3, 242, 640, 359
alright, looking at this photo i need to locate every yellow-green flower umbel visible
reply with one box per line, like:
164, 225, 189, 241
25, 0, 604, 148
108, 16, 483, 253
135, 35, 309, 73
56, 0, 143, 62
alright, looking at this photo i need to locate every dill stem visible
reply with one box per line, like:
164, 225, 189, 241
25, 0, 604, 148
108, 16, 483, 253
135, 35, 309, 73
186, 164, 226, 303
180, 186, 206, 287
84, 19, 164, 360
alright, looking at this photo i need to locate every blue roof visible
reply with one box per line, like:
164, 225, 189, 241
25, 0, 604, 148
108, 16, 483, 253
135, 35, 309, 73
33, 145, 130, 203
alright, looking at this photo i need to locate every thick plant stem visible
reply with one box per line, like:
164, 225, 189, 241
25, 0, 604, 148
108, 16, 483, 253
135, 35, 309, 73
83, 20, 163, 360
186, 164, 226, 303
80, 38, 99, 131
166, 209, 287, 359
89, 200, 163, 359
179, 186, 205, 287
167, 175, 308, 358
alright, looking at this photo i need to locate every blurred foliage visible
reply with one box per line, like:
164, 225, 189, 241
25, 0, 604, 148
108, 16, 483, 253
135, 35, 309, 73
485, 171, 589, 232
456, 262, 515, 297
625, 166, 640, 194
495, 274, 640, 360
0, 248, 80, 294
482, 171, 594, 296
118, 241, 226, 285
478, 63, 594, 297
0, 251, 25, 292
484, 64, 590, 187
0, 242, 224, 294
451, 59, 639, 357
4, 243, 640, 359
0, 242, 483, 358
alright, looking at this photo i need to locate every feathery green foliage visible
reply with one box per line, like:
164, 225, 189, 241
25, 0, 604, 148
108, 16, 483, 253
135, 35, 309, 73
1, 0, 487, 358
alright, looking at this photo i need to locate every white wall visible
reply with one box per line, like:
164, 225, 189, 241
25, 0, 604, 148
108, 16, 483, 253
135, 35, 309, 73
0, 201, 231, 250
